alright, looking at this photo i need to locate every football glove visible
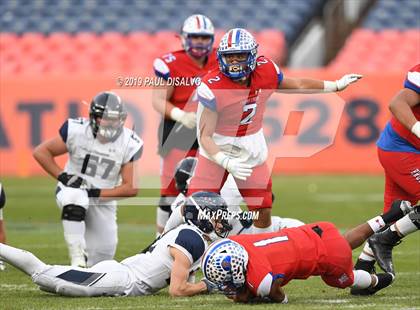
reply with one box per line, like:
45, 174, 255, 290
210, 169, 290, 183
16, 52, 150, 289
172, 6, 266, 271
170, 107, 197, 129
213, 152, 253, 181
335, 74, 363, 91
57, 172, 84, 188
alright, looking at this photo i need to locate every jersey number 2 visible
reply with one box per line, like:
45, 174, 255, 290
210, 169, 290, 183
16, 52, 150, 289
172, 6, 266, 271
240, 103, 257, 125
81, 154, 115, 179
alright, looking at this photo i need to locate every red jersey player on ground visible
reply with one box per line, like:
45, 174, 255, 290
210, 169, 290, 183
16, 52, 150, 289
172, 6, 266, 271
189, 28, 362, 233
201, 200, 417, 303
352, 65, 420, 286
152, 14, 218, 234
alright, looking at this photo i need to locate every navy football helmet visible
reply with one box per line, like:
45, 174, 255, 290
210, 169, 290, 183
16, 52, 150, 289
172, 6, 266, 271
89, 91, 127, 141
184, 191, 232, 239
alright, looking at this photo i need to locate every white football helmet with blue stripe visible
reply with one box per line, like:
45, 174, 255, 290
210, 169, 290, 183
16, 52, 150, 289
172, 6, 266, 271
217, 28, 258, 80
201, 239, 249, 292
181, 14, 215, 58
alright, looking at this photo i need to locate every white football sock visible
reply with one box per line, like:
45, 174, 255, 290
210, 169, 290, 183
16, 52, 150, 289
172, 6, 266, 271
62, 220, 86, 265
0, 243, 47, 276
358, 242, 376, 261
394, 213, 419, 236
351, 269, 373, 289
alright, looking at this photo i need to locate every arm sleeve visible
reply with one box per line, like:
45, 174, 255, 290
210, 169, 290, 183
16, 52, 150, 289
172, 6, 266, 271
59, 120, 69, 143
153, 58, 171, 81
197, 82, 217, 111
404, 67, 420, 94
170, 229, 205, 264
271, 61, 284, 86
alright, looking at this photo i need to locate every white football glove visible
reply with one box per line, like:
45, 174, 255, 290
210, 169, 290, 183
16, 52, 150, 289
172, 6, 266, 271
170, 107, 197, 129
213, 152, 253, 181
335, 73, 363, 91
411, 121, 420, 138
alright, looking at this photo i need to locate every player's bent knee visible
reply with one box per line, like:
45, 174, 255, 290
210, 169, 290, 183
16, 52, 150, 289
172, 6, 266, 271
56, 187, 89, 210
62, 204, 86, 222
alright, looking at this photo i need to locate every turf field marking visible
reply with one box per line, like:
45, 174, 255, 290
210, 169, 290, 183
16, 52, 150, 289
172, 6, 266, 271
0, 283, 39, 291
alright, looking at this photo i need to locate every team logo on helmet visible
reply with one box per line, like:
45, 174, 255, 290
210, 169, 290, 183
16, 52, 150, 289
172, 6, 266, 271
217, 28, 258, 80
181, 14, 215, 58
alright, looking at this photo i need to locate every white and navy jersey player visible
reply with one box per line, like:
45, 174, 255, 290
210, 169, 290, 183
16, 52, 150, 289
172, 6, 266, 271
58, 117, 142, 190
0, 193, 230, 297
33, 91, 143, 268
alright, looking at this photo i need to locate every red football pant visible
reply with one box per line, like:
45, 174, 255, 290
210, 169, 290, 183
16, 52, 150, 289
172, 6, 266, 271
188, 155, 272, 210
160, 148, 197, 196
377, 148, 420, 212
317, 222, 354, 289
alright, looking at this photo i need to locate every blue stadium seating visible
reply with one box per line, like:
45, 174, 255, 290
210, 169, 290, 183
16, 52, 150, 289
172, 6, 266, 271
363, 0, 420, 30
0, 0, 325, 44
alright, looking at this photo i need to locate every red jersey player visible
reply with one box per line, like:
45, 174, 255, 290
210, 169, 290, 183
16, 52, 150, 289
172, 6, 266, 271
353, 65, 420, 283
189, 28, 362, 233
201, 200, 416, 303
152, 14, 218, 234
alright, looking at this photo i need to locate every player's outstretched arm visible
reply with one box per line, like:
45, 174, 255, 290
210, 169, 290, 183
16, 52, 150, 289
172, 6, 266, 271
276, 74, 362, 94
33, 136, 68, 179
388, 88, 420, 137
168, 246, 207, 297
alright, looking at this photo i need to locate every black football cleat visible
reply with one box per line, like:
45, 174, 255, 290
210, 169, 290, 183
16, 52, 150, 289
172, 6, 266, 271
368, 228, 402, 274
382, 200, 413, 224
350, 259, 376, 296
350, 273, 394, 296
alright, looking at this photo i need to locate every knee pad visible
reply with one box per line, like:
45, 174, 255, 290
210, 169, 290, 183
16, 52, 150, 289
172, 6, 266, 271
56, 187, 89, 210
62, 205, 86, 221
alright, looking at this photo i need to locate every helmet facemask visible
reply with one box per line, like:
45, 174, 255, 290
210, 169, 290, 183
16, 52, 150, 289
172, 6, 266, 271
89, 92, 127, 142
182, 33, 214, 58
217, 50, 257, 80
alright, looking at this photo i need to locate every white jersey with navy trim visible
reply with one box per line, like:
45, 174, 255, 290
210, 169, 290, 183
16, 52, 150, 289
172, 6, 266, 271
120, 224, 207, 294
60, 118, 143, 189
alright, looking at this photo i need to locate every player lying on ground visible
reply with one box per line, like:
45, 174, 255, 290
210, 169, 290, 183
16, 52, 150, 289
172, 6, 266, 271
165, 157, 304, 235
201, 199, 417, 303
33, 91, 143, 267
0, 182, 6, 270
352, 64, 419, 288
0, 192, 231, 297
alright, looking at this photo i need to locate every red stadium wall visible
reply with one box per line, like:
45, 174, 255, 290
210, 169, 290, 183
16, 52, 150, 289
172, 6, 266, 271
0, 70, 404, 176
